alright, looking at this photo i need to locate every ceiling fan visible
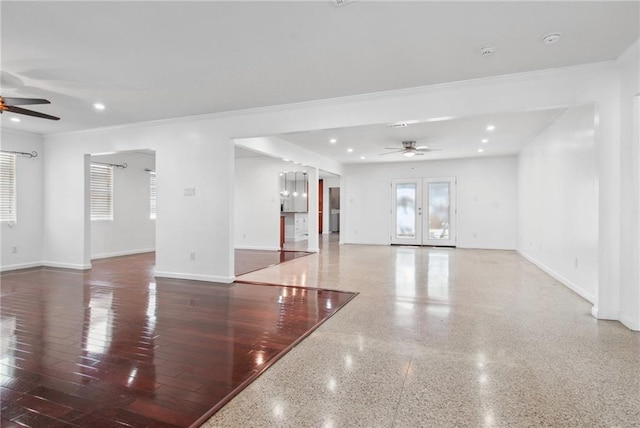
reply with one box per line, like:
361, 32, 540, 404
380, 140, 441, 158
0, 96, 60, 121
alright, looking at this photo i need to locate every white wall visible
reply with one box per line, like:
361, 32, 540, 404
90, 152, 156, 259
518, 105, 599, 303
41, 62, 630, 325
342, 156, 518, 249
234, 157, 283, 250
618, 40, 640, 330
0, 130, 44, 270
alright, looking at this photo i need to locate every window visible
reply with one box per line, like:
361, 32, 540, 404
149, 171, 156, 220
90, 163, 113, 220
0, 153, 16, 222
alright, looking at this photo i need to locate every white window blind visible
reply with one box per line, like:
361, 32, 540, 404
90, 163, 113, 220
0, 153, 17, 222
149, 172, 157, 220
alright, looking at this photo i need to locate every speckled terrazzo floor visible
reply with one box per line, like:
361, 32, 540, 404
203, 236, 640, 427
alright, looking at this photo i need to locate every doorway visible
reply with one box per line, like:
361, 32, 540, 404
329, 187, 340, 233
391, 177, 456, 246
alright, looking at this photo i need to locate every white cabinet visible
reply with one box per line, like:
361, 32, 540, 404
283, 212, 308, 242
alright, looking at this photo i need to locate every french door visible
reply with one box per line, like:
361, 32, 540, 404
391, 177, 456, 246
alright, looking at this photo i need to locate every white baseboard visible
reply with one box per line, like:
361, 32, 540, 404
619, 313, 640, 331
235, 245, 280, 251
0, 261, 44, 272
306, 247, 320, 253
591, 305, 620, 321
91, 248, 155, 260
517, 249, 595, 304
42, 261, 92, 270
154, 270, 235, 284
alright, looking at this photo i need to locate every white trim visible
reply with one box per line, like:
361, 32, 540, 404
235, 245, 281, 251
91, 248, 155, 260
457, 245, 515, 251
154, 270, 235, 284
306, 247, 320, 253
42, 261, 92, 270
0, 261, 44, 272
591, 305, 620, 321
517, 249, 596, 304
45, 61, 617, 138
619, 314, 640, 332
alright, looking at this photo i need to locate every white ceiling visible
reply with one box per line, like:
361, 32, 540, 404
1, 1, 638, 163
277, 108, 567, 163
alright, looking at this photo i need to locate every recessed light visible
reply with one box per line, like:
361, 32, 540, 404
10, 117, 20, 123
478, 148, 485, 153
93, 103, 106, 110
329, 138, 337, 144
282, 158, 290, 162
347, 148, 353, 153
486, 125, 495, 131
481, 138, 489, 143
360, 156, 366, 160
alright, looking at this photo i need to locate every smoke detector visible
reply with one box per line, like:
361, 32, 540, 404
479, 46, 495, 57
542, 33, 562, 45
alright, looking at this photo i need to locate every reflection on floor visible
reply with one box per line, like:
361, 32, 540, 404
235, 249, 311, 276
0, 253, 356, 427
207, 240, 640, 427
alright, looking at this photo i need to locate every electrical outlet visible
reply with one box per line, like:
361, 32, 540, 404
184, 187, 196, 197
189, 252, 196, 261
11, 246, 17, 254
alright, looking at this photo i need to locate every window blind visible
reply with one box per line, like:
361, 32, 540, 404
0, 153, 16, 222
90, 163, 113, 220
149, 172, 157, 220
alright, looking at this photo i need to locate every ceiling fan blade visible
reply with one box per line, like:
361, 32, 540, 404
415, 145, 429, 150
2, 97, 51, 106
384, 147, 403, 150
379, 151, 402, 155
5, 105, 60, 121
416, 148, 442, 152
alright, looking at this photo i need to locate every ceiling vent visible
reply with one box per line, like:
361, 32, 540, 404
389, 122, 408, 128
332, 0, 351, 6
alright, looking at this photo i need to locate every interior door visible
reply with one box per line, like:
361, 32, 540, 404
391, 177, 456, 246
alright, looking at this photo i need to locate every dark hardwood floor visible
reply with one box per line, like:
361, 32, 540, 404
234, 250, 311, 276
0, 253, 356, 427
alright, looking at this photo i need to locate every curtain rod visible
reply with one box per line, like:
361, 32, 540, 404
1, 150, 38, 158
144, 168, 155, 172
92, 161, 127, 169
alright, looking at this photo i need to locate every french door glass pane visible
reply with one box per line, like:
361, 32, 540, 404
428, 182, 450, 240
396, 183, 417, 238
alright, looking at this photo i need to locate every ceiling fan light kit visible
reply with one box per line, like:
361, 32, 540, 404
380, 140, 442, 158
